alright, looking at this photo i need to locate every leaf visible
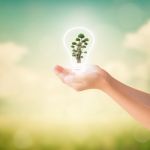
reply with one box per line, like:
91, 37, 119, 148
84, 38, 89, 41
76, 38, 80, 41
78, 33, 85, 39
72, 42, 77, 45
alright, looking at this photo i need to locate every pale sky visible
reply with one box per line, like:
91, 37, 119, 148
0, 0, 150, 126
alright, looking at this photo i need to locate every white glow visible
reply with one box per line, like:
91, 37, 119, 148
63, 26, 95, 69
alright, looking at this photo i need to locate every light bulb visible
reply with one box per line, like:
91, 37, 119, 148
63, 26, 95, 71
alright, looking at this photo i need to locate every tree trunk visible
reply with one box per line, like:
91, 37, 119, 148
77, 58, 81, 63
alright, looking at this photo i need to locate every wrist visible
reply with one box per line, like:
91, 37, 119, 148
96, 68, 113, 92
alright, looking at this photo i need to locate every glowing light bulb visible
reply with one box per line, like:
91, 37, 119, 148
63, 26, 95, 70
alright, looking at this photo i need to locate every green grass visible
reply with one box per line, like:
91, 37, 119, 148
0, 122, 150, 150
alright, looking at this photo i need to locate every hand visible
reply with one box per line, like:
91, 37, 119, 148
54, 65, 109, 91
54, 65, 150, 129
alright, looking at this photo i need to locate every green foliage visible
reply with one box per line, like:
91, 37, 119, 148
71, 33, 89, 63
76, 38, 80, 41
72, 42, 77, 45
78, 33, 85, 39
0, 126, 150, 150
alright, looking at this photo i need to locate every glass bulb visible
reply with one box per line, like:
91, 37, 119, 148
63, 26, 95, 70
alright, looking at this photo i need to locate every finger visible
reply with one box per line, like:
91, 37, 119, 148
54, 65, 71, 76
54, 65, 67, 74
54, 65, 72, 82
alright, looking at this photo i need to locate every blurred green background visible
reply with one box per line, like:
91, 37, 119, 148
0, 0, 150, 149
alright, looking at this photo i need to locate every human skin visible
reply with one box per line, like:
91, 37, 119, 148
54, 65, 150, 130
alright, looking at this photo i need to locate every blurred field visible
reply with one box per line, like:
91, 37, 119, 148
0, 118, 150, 150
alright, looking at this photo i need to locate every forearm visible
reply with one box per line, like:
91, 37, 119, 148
54, 65, 150, 129
100, 73, 150, 129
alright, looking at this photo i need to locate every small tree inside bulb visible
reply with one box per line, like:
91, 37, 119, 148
71, 33, 89, 63
63, 27, 95, 70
